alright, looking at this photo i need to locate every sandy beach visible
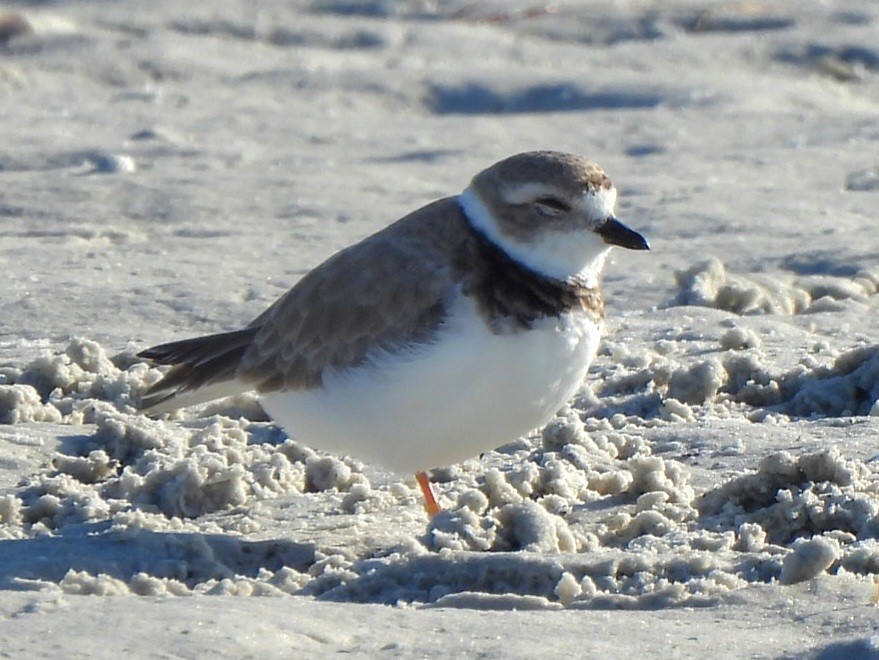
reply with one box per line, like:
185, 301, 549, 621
2, 1, 879, 657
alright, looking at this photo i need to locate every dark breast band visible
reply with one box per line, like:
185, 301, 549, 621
462, 223, 604, 332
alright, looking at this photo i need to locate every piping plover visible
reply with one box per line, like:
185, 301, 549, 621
139, 151, 649, 515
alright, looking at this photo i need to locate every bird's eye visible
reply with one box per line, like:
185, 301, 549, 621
534, 197, 570, 216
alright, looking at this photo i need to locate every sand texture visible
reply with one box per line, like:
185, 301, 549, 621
2, 1, 879, 657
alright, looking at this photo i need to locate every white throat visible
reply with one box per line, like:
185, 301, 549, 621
458, 186, 611, 288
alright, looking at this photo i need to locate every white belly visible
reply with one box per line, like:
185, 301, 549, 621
260, 297, 601, 473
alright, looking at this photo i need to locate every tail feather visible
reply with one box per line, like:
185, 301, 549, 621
138, 328, 259, 413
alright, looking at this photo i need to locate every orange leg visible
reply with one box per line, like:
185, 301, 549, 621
415, 471, 441, 517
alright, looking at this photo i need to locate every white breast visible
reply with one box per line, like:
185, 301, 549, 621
260, 295, 602, 473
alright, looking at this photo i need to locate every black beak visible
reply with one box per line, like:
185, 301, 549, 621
597, 217, 650, 250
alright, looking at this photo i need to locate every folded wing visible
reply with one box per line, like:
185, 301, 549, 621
139, 198, 466, 413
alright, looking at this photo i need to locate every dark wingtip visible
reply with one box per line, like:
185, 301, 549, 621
137, 347, 161, 361
136, 328, 260, 411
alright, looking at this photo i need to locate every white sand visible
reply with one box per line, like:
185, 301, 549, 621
2, 0, 879, 657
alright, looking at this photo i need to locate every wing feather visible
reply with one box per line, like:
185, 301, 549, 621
240, 200, 466, 391
139, 197, 470, 411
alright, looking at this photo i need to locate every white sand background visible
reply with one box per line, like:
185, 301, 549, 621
2, 0, 879, 657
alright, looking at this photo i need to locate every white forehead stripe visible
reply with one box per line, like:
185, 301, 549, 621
493, 180, 618, 225
578, 186, 617, 221
501, 182, 561, 205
